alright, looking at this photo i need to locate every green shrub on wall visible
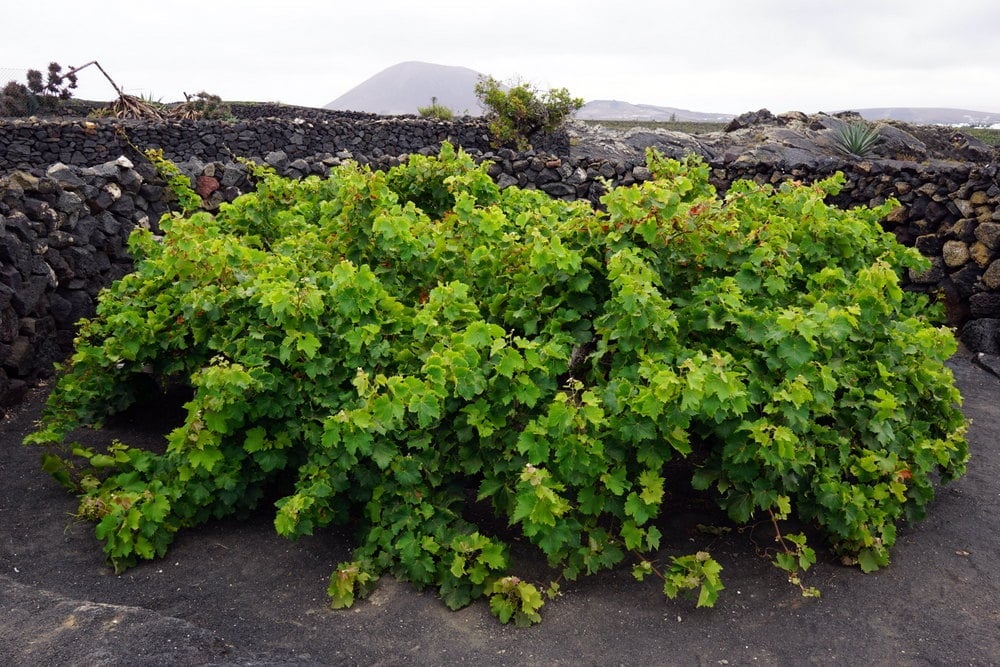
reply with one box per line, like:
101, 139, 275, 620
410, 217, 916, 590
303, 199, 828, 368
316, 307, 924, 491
26, 144, 967, 624
474, 76, 583, 150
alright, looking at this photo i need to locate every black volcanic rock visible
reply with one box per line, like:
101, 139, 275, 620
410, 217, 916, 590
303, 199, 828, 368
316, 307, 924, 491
569, 112, 997, 166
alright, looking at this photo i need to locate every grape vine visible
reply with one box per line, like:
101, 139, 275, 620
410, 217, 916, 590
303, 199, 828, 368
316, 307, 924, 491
26, 144, 968, 624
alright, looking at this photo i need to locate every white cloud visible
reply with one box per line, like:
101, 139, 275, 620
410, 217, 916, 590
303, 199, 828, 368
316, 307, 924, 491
4, 0, 997, 113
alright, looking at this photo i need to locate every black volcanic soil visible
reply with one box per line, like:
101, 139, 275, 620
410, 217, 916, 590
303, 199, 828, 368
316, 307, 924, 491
2, 350, 999, 665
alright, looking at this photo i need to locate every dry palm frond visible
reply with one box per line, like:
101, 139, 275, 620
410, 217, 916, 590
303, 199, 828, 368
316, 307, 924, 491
170, 103, 201, 120
168, 91, 232, 121
110, 94, 166, 120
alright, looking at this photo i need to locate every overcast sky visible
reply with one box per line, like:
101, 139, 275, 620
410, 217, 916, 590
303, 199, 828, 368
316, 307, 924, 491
4, 0, 998, 114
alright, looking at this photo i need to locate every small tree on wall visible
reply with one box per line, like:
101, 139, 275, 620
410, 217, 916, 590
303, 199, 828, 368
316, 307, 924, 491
474, 75, 583, 150
0, 62, 78, 116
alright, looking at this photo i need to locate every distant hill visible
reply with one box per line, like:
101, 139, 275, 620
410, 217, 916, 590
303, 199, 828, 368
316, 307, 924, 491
324, 62, 1000, 127
577, 100, 735, 123
325, 61, 486, 116
578, 100, 1000, 127
851, 107, 1000, 126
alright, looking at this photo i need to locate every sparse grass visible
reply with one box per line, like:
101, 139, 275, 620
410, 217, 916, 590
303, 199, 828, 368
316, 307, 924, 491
963, 127, 1000, 146
417, 97, 454, 121
580, 119, 728, 135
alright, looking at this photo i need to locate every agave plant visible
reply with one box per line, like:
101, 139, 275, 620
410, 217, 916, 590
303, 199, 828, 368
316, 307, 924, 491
831, 120, 882, 159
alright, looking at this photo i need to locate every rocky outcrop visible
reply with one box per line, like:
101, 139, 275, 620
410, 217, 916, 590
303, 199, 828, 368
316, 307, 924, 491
569, 110, 997, 166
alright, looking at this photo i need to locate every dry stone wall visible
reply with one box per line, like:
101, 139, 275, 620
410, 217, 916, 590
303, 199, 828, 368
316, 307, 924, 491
0, 113, 493, 172
0, 104, 569, 173
1, 115, 999, 412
